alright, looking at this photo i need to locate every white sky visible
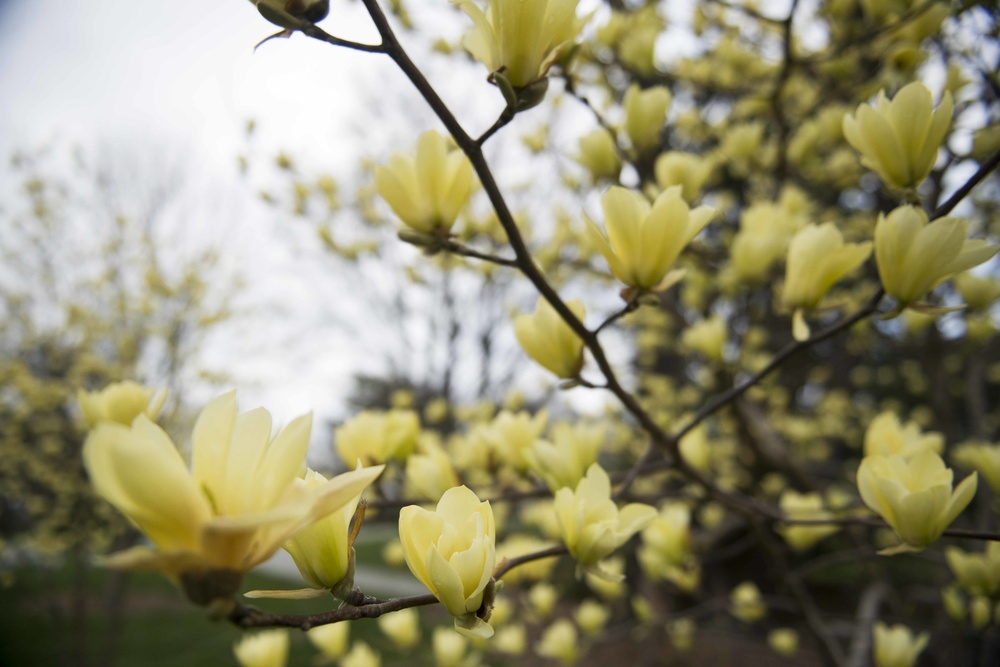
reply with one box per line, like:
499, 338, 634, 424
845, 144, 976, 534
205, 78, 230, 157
0, 0, 410, 440
0, 0, 629, 456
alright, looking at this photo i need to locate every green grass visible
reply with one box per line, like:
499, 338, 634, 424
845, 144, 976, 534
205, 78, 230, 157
0, 564, 399, 667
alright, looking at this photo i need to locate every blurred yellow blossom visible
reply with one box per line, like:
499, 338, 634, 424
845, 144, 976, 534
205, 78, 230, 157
233, 629, 289, 667
78, 381, 166, 428
872, 622, 928, 667
335, 409, 420, 467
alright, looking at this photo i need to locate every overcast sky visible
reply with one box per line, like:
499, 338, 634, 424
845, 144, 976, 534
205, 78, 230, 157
0, 0, 417, 439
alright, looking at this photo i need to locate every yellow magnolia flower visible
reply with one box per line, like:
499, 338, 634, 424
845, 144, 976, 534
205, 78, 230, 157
872, 622, 929, 667
83, 391, 384, 602
374, 130, 474, 236
726, 201, 806, 285
536, 619, 578, 666
525, 422, 605, 492
637, 503, 699, 592
864, 411, 943, 458
341, 642, 381, 667
654, 151, 714, 203
278, 467, 371, 597
857, 450, 977, 552
954, 271, 1000, 311
680, 316, 727, 362
513, 297, 586, 379
335, 409, 420, 467
777, 491, 839, 552
458, 0, 583, 88
782, 223, 871, 339
576, 128, 622, 182
843, 81, 953, 189
585, 186, 714, 290
475, 409, 548, 470
78, 381, 166, 428
623, 83, 671, 153
376, 607, 420, 649
234, 630, 289, 667
307, 623, 350, 660
432, 627, 469, 667
945, 543, 1000, 596
874, 205, 998, 307
553, 464, 656, 578
768, 628, 799, 658
729, 581, 766, 623
404, 437, 461, 502
952, 441, 1000, 494
398, 486, 496, 638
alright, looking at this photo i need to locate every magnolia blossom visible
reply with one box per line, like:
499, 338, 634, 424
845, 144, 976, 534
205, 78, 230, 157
863, 411, 943, 458
83, 391, 384, 601
843, 81, 952, 189
623, 83, 671, 153
78, 381, 166, 428
945, 543, 1000, 596
335, 409, 419, 467
513, 297, 586, 379
458, 0, 583, 89
782, 222, 871, 339
398, 486, 496, 638
233, 630, 289, 667
872, 622, 929, 667
857, 450, 977, 552
525, 422, 605, 492
374, 130, 474, 236
875, 205, 997, 307
553, 464, 656, 578
586, 185, 714, 290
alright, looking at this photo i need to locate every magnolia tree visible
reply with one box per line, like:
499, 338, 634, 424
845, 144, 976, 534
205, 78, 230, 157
78, 1, 1000, 666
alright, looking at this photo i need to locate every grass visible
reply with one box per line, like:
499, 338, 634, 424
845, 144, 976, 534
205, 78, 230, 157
0, 562, 412, 667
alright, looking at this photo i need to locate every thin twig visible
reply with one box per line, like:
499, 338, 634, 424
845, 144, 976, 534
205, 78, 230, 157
299, 24, 385, 53
477, 107, 516, 146
438, 238, 519, 267
594, 297, 641, 335
229, 592, 438, 630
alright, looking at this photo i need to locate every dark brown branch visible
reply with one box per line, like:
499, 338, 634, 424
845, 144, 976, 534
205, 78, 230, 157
229, 592, 437, 630
932, 148, 1000, 218
438, 238, 519, 267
